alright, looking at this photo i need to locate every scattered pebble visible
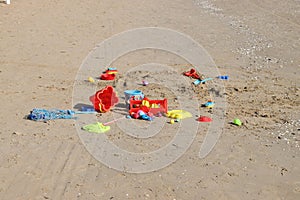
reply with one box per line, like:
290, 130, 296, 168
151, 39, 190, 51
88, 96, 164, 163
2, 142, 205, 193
142, 80, 149, 86
12, 131, 22, 136
271, 119, 300, 148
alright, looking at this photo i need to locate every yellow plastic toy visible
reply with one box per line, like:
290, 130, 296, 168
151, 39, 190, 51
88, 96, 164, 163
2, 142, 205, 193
166, 110, 192, 119
142, 99, 150, 107
88, 77, 95, 83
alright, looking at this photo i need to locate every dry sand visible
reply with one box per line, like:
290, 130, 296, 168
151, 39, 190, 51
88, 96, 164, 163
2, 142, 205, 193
0, 0, 299, 199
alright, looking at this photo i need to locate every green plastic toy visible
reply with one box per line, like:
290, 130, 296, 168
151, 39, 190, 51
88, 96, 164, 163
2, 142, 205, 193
233, 118, 242, 126
82, 122, 110, 133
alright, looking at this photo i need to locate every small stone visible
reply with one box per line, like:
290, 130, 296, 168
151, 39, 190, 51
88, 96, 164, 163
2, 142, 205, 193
142, 80, 149, 86
12, 131, 21, 136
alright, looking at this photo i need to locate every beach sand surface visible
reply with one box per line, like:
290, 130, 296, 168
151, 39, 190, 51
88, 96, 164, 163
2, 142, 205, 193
0, 0, 299, 199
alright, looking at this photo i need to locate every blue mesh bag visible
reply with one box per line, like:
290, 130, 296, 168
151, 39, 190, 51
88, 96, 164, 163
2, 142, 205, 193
28, 108, 76, 121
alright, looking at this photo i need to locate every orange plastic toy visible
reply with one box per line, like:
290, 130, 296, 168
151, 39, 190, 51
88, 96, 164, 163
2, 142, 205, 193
129, 97, 168, 115
183, 68, 200, 79
90, 86, 119, 112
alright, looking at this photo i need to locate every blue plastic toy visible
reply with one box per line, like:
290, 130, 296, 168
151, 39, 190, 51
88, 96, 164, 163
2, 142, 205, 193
193, 78, 213, 85
137, 110, 152, 121
217, 75, 229, 80
204, 101, 215, 108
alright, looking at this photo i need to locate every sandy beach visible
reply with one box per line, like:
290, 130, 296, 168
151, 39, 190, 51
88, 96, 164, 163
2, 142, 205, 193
0, 0, 299, 199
